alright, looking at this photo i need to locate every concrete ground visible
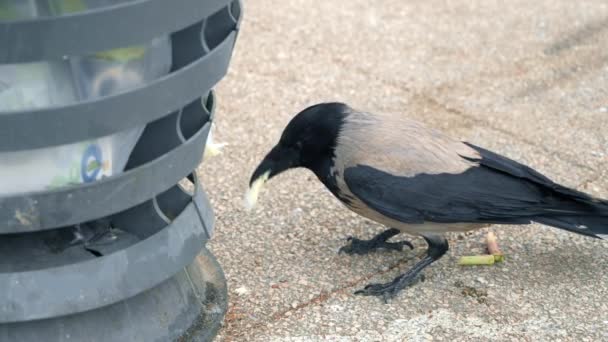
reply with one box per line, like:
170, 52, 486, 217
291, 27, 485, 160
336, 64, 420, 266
199, 0, 608, 340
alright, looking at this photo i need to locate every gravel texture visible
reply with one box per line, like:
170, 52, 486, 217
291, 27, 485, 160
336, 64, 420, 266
198, 0, 608, 340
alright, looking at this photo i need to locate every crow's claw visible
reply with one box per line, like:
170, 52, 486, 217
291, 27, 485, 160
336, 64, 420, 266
354, 273, 424, 303
339, 236, 413, 255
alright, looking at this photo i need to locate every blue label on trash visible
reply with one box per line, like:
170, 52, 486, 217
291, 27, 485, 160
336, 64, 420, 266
81, 143, 103, 183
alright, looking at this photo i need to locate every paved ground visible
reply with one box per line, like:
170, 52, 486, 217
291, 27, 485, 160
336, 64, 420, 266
199, 0, 608, 340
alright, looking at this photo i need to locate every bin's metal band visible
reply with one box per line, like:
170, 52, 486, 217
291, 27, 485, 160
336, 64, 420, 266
0, 173, 213, 323
0, 117, 210, 233
0, 0, 232, 64
0, 31, 235, 152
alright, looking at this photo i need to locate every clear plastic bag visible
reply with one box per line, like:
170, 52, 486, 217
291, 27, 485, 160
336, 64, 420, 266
0, 0, 172, 195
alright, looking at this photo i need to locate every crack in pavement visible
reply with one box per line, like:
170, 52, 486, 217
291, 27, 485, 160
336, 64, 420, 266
220, 255, 420, 341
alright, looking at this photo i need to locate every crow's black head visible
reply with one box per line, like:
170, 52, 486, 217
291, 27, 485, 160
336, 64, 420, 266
246, 102, 349, 207
278, 102, 348, 168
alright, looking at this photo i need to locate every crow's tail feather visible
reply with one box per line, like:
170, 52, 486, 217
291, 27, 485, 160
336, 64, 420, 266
536, 213, 608, 239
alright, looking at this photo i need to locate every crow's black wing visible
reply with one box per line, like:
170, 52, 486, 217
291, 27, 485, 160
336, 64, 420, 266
343, 162, 551, 225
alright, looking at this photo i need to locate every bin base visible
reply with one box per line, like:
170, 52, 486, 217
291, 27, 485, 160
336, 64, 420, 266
0, 247, 227, 342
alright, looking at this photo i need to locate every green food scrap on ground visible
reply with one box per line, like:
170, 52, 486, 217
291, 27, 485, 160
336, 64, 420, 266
492, 253, 505, 263
458, 231, 505, 265
458, 255, 496, 265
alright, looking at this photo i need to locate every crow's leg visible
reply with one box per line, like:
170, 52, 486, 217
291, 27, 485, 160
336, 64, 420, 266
355, 234, 448, 302
339, 228, 414, 255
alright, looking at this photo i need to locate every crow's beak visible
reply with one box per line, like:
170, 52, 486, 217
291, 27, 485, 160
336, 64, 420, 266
245, 145, 299, 210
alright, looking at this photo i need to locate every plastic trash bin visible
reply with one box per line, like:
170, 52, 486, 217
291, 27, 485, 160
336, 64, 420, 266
0, 0, 242, 340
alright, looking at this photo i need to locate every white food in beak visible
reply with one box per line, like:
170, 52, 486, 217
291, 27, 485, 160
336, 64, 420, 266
244, 171, 270, 211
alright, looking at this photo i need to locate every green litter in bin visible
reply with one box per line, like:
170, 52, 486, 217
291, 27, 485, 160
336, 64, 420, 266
49, 0, 146, 62
0, 3, 18, 20
0, 8, 15, 20
87, 160, 100, 172
49, 0, 87, 14
94, 47, 147, 62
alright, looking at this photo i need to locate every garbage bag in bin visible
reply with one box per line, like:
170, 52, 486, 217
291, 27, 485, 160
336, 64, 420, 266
0, 0, 172, 195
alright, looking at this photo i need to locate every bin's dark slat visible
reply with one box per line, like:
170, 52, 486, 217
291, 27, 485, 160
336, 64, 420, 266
0, 31, 235, 152
0, 116, 210, 233
0, 173, 214, 323
0, 248, 227, 341
194, 179, 216, 240
0, 0, 232, 63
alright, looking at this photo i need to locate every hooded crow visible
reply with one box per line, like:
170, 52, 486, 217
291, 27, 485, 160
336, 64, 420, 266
246, 102, 608, 301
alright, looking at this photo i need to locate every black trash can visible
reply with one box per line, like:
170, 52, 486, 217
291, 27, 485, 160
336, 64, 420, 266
0, 0, 242, 340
